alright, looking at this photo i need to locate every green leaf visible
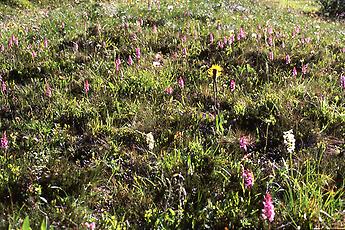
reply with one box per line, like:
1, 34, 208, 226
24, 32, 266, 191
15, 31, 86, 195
22, 216, 31, 230
40, 218, 47, 230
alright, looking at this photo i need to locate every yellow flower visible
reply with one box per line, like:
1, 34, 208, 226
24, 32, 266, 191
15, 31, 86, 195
208, 64, 223, 77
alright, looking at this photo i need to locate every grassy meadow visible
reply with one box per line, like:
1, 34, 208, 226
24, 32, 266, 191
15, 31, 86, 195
0, 0, 344, 229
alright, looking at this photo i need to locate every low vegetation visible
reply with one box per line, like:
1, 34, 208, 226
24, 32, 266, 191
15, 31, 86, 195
0, 0, 344, 229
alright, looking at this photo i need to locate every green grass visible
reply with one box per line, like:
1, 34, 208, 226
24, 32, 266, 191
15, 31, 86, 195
0, 0, 344, 229
266, 0, 320, 12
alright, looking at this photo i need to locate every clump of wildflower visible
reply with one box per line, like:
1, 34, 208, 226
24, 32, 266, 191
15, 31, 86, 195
292, 25, 300, 37
230, 79, 235, 92
209, 33, 214, 44
1, 80, 6, 94
165, 86, 173, 95
262, 192, 275, 222
84, 80, 90, 94
302, 64, 308, 75
152, 24, 157, 33
84, 222, 96, 230
285, 54, 291, 64
292, 67, 297, 77
1, 131, 8, 149
228, 35, 235, 45
182, 47, 187, 56
8, 36, 13, 49
238, 27, 246, 40
44, 37, 48, 49
31, 50, 37, 59
153, 61, 161, 67
242, 168, 254, 189
268, 51, 274, 61
127, 55, 133, 65
135, 47, 141, 60
137, 18, 143, 28
283, 129, 295, 153
267, 26, 273, 34
12, 35, 18, 47
178, 77, 185, 88
146, 132, 155, 150
340, 74, 345, 89
223, 36, 228, 45
217, 40, 224, 49
239, 136, 249, 151
115, 58, 121, 74
268, 36, 273, 46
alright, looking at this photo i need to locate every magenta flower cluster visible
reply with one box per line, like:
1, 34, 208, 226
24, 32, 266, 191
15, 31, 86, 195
262, 192, 275, 222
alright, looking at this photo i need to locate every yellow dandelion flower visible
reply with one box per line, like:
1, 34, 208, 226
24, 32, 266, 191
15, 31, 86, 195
208, 64, 223, 78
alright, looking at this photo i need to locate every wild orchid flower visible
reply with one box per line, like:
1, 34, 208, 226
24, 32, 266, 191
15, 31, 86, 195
146, 132, 155, 150
182, 47, 187, 56
115, 58, 121, 74
152, 24, 157, 33
302, 64, 308, 75
136, 47, 141, 60
242, 169, 254, 189
31, 50, 37, 59
84, 80, 90, 94
262, 193, 275, 222
285, 54, 291, 64
223, 36, 227, 45
44, 37, 48, 49
13, 35, 18, 47
1, 132, 8, 149
127, 55, 133, 65
8, 37, 13, 49
1, 80, 6, 94
292, 67, 297, 77
228, 35, 235, 45
268, 51, 274, 61
239, 136, 248, 151
209, 33, 214, 44
267, 26, 273, 34
84, 222, 96, 230
178, 77, 185, 88
230, 79, 235, 92
283, 129, 295, 153
340, 74, 345, 89
268, 36, 273, 46
239, 27, 246, 39
165, 86, 173, 95
217, 41, 224, 49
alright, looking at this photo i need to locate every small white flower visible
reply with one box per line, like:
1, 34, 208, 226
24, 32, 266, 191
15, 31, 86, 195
153, 61, 161, 67
146, 132, 155, 150
283, 129, 295, 153
167, 5, 173, 11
